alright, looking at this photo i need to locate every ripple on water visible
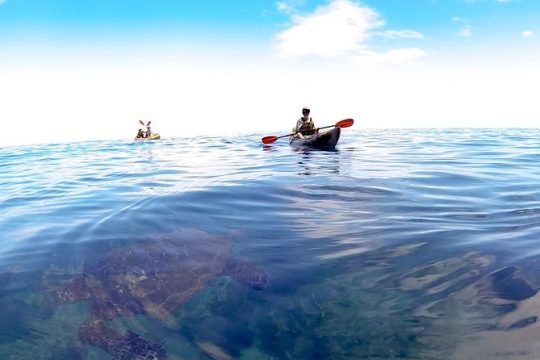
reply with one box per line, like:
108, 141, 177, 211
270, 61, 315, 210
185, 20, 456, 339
1, 129, 540, 358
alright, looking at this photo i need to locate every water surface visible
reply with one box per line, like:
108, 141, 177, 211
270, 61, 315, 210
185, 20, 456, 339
2, 128, 540, 359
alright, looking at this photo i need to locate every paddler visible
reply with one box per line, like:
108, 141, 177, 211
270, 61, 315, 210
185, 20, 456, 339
293, 107, 318, 139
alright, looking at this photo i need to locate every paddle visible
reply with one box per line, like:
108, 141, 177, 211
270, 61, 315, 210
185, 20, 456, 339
261, 118, 354, 145
139, 120, 151, 128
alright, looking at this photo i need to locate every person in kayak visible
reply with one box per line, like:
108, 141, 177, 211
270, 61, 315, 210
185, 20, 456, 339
145, 126, 152, 138
136, 129, 145, 139
294, 107, 318, 139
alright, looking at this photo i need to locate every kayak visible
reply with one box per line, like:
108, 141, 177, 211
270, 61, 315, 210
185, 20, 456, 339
289, 127, 341, 149
135, 133, 161, 141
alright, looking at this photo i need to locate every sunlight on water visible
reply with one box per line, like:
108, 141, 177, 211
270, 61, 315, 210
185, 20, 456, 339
1, 128, 540, 359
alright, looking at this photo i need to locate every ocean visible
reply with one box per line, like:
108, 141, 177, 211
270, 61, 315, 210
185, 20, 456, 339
1, 128, 540, 359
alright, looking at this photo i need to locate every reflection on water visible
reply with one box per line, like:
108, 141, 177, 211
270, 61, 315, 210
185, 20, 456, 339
294, 150, 341, 176
2, 129, 540, 358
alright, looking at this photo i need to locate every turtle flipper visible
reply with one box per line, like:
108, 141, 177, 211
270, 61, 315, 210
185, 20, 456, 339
220, 259, 269, 290
79, 316, 166, 360
55, 276, 90, 303
112, 331, 167, 360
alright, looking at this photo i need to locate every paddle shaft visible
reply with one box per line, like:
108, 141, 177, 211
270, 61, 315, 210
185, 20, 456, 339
273, 125, 331, 140
316, 124, 340, 131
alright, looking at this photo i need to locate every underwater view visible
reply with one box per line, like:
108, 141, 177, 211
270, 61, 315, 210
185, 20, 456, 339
2, 128, 540, 359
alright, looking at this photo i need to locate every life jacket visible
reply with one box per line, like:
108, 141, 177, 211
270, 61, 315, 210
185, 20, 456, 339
298, 117, 316, 136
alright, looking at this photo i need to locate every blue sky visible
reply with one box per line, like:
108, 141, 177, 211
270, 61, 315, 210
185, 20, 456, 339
0, 0, 539, 146
1, 1, 536, 42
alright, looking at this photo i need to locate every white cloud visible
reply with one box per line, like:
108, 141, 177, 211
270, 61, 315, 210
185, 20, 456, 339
452, 18, 472, 37
522, 30, 534, 38
274, 0, 425, 65
451, 17, 468, 23
374, 30, 424, 39
458, 25, 472, 37
276, 2, 293, 14
275, 0, 383, 58
276, 0, 304, 15
351, 47, 427, 66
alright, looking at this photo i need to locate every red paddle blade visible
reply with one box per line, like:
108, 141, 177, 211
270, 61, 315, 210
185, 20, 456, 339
139, 120, 145, 126
261, 136, 278, 144
336, 118, 354, 128
147, 121, 151, 126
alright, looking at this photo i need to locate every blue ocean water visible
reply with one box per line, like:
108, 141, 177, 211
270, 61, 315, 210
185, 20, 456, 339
1, 128, 540, 359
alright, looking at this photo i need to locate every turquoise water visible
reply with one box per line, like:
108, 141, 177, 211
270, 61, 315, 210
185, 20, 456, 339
2, 128, 540, 359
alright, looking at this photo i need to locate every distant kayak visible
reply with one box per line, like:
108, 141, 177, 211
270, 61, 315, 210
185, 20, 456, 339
289, 127, 341, 149
135, 134, 161, 141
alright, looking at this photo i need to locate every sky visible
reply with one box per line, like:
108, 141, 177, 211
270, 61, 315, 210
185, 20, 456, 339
0, 0, 539, 146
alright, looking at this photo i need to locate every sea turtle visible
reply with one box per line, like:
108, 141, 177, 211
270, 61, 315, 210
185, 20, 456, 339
54, 230, 268, 359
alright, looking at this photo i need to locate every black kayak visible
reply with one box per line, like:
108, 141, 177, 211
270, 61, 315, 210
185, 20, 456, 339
289, 127, 341, 149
